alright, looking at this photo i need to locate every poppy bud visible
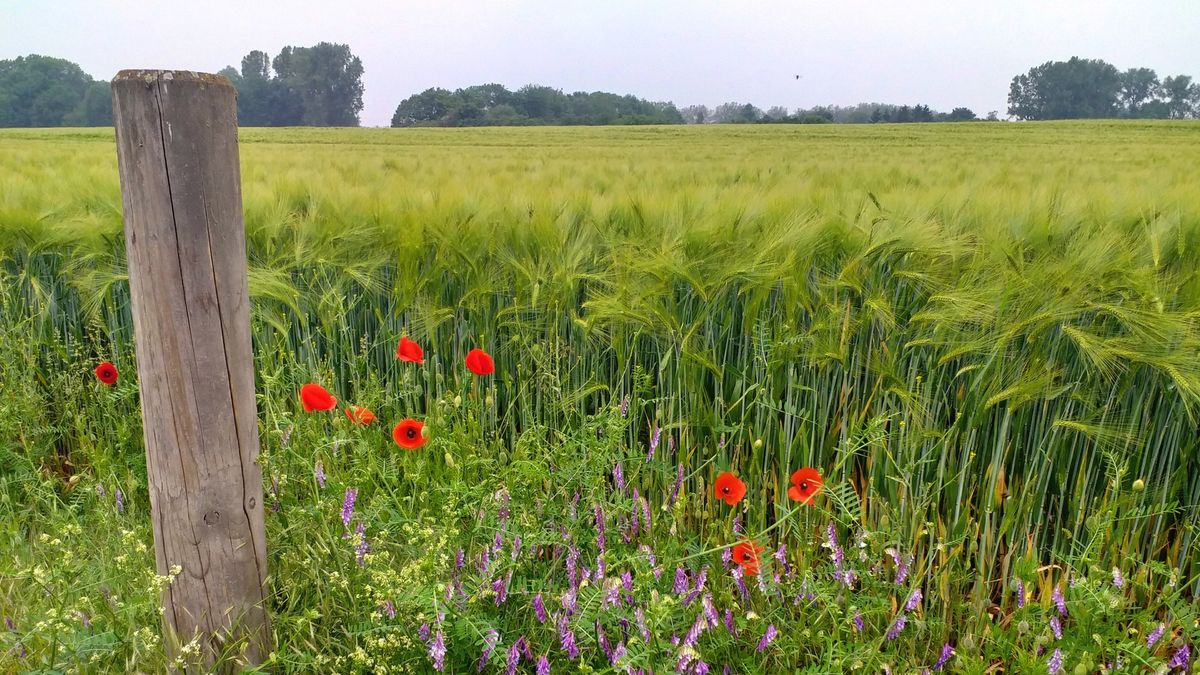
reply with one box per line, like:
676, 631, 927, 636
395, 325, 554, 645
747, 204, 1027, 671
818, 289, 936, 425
1132, 479, 1145, 492
453, 395, 462, 407
753, 438, 763, 450
486, 395, 494, 407
444, 453, 457, 468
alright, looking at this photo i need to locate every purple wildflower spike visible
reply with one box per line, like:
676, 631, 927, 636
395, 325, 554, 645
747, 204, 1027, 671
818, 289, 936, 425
478, 629, 499, 672
537, 655, 551, 675
314, 460, 325, 488
506, 642, 521, 675
1111, 567, 1124, 589
1047, 647, 1063, 673
933, 644, 953, 670
566, 546, 580, 590
430, 630, 446, 672
1167, 644, 1189, 669
905, 587, 922, 612
668, 463, 684, 506
595, 505, 606, 552
702, 594, 719, 628
674, 567, 689, 594
419, 623, 431, 641
96, 483, 105, 498
611, 641, 626, 665
341, 487, 357, 527
724, 608, 735, 634
354, 521, 369, 566
597, 621, 613, 661
732, 514, 742, 535
649, 426, 661, 460
383, 600, 396, 619
513, 535, 522, 560
1050, 616, 1062, 640
683, 613, 705, 648
853, 609, 863, 632
1015, 579, 1025, 608
613, 462, 626, 492
756, 624, 778, 652
774, 544, 790, 577
1147, 623, 1165, 648
620, 395, 630, 417
456, 548, 465, 570
886, 613, 907, 640
533, 593, 547, 623
562, 588, 578, 615
115, 487, 125, 514
636, 607, 651, 642
1052, 586, 1066, 616
721, 547, 733, 569
731, 566, 749, 600
641, 496, 652, 532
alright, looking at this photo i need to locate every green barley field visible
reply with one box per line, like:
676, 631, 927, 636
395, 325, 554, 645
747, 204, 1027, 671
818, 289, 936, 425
1, 122, 1198, 672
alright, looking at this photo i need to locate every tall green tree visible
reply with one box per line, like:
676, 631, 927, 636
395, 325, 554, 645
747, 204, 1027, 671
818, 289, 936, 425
0, 55, 110, 127
271, 43, 364, 126
1160, 75, 1198, 119
1119, 67, 1161, 117
1007, 57, 1123, 120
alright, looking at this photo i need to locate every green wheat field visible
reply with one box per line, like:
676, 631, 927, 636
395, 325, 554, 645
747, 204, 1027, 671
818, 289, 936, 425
1, 122, 1198, 672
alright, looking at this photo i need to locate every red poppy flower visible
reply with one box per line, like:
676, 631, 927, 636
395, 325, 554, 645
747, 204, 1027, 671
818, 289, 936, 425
299, 383, 337, 412
731, 540, 765, 576
465, 348, 495, 376
714, 471, 747, 506
396, 336, 424, 363
94, 361, 118, 386
787, 467, 824, 504
393, 419, 427, 450
345, 405, 376, 425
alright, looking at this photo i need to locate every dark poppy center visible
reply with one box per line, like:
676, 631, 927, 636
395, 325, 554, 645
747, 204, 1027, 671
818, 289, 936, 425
799, 481, 809, 491
721, 486, 730, 494
405, 427, 417, 439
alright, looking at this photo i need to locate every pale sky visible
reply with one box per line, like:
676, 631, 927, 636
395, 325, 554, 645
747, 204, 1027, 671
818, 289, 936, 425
3, 0, 1198, 126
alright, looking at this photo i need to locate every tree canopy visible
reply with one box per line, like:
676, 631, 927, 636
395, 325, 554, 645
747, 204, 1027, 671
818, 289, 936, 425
0, 55, 111, 127
220, 43, 364, 126
1008, 57, 1198, 120
391, 84, 683, 127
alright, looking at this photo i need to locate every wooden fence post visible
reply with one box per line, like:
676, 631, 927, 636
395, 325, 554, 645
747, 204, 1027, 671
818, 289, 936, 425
111, 70, 270, 669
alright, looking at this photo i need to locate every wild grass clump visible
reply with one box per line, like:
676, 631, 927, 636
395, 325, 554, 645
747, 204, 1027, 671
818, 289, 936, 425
1, 122, 1198, 671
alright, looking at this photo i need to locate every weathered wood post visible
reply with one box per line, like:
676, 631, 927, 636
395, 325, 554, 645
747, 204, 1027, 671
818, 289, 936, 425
111, 70, 270, 669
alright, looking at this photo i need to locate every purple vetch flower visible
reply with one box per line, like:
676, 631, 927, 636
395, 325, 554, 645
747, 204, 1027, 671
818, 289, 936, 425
562, 588, 578, 616
1015, 579, 1026, 608
506, 640, 525, 675
537, 655, 551, 675
494, 571, 512, 604
1047, 647, 1063, 673
694, 661, 710, 675
419, 623, 431, 641
731, 566, 749, 600
456, 548, 465, 570
732, 514, 742, 536
597, 621, 613, 662
683, 612, 706, 648
1147, 623, 1165, 648
613, 462, 626, 492
595, 505, 607, 552
429, 630, 447, 672
933, 644, 954, 671
383, 600, 396, 619
479, 547, 492, 574
478, 629, 499, 672
569, 491, 581, 520
649, 425, 662, 460
694, 567, 708, 593
702, 593, 719, 628
533, 593, 548, 623
96, 483, 106, 498
889, 548, 910, 585
620, 395, 630, 417
1050, 616, 1062, 641
853, 609, 863, 632
756, 624, 778, 652
611, 640, 626, 665
721, 547, 733, 570
115, 487, 125, 514
640, 496, 652, 532
886, 613, 907, 640
1167, 644, 1189, 669
596, 555, 607, 582
636, 607, 651, 642
723, 608, 736, 635
1052, 586, 1067, 616
512, 535, 522, 560
354, 521, 369, 566
668, 463, 684, 506
497, 488, 511, 522
604, 578, 621, 608
674, 566, 689, 594
1111, 567, 1124, 589
341, 487, 357, 527
774, 544, 791, 577
566, 546, 580, 590
622, 570, 633, 593
827, 523, 844, 570
905, 587, 923, 612
314, 459, 325, 488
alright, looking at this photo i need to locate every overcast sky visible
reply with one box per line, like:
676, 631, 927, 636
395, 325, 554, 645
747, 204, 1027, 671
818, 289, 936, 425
4, 0, 1198, 126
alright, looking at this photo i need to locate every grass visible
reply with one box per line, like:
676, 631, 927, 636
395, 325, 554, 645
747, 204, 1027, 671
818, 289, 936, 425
0, 121, 1198, 672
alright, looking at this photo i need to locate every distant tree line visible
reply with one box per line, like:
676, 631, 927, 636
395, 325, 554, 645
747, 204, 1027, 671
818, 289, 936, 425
391, 84, 684, 127
1008, 57, 1198, 120
218, 43, 364, 126
679, 102, 989, 124
0, 55, 112, 127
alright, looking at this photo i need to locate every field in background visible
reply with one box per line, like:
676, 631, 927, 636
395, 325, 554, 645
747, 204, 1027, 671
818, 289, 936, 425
2, 122, 1198, 671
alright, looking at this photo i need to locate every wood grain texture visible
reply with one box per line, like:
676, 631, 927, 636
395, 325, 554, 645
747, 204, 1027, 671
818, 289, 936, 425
112, 70, 270, 670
